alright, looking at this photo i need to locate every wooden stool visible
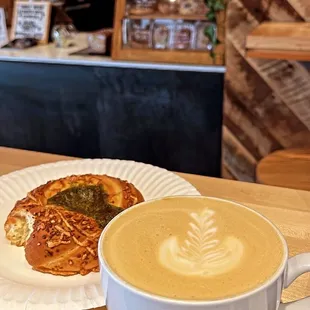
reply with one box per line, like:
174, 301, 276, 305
256, 148, 310, 191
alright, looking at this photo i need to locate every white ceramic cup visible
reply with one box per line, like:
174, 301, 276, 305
98, 196, 310, 310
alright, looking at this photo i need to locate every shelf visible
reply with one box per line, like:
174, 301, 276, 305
246, 22, 310, 61
114, 44, 225, 65
246, 49, 310, 61
112, 0, 225, 66
127, 13, 207, 21
122, 46, 213, 53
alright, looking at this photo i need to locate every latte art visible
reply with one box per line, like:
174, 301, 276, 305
159, 208, 244, 276
103, 197, 284, 301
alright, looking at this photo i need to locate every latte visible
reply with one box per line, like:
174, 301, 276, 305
102, 197, 284, 301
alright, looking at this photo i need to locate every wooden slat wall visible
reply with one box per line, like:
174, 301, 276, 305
224, 0, 310, 182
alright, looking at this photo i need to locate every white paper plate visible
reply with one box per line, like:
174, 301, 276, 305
0, 159, 200, 310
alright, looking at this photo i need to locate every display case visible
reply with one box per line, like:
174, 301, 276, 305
112, 0, 225, 65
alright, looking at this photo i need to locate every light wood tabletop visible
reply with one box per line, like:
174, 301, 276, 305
257, 148, 310, 191
0, 146, 310, 307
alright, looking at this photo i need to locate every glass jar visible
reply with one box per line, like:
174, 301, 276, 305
52, 24, 77, 48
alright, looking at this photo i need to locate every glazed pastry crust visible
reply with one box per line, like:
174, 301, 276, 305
25, 205, 101, 276
4, 174, 144, 276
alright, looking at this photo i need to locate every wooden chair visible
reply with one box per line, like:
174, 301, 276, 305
256, 148, 310, 191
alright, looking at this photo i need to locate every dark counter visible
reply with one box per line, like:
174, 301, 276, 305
0, 61, 223, 177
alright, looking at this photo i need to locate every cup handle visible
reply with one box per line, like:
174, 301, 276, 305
279, 254, 310, 310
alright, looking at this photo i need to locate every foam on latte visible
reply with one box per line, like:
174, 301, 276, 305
159, 208, 244, 277
103, 197, 284, 301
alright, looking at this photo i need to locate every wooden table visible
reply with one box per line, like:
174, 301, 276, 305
257, 148, 310, 192
1, 146, 310, 307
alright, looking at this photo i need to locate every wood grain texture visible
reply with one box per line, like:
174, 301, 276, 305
246, 22, 310, 60
257, 148, 310, 191
247, 48, 310, 61
222, 125, 257, 182
0, 147, 310, 306
247, 22, 310, 51
286, 0, 310, 21
240, 0, 303, 22
224, 0, 310, 182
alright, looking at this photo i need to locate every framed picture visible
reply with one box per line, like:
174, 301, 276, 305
0, 8, 8, 44
11, 1, 52, 44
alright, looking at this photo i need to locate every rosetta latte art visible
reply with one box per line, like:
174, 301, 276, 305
158, 208, 244, 277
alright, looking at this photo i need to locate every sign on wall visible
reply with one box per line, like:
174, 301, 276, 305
0, 7, 8, 45
11, 1, 51, 44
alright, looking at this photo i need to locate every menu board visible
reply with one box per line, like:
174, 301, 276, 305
0, 8, 8, 45
11, 1, 52, 44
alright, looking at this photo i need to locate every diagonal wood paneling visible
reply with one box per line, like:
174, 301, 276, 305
222, 125, 257, 182
286, 0, 310, 20
225, 0, 310, 182
240, 0, 303, 22
225, 83, 282, 158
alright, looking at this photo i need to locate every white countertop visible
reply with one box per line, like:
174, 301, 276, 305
0, 34, 225, 73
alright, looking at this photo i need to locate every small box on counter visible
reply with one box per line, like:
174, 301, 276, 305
87, 28, 113, 54
69, 29, 113, 57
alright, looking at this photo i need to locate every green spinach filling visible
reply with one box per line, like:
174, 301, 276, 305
47, 185, 123, 228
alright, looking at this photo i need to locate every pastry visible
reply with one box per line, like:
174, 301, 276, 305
196, 1, 208, 15
179, 0, 198, 15
4, 174, 144, 276
129, 0, 156, 15
153, 22, 172, 49
173, 22, 195, 50
158, 0, 179, 14
129, 20, 152, 49
179, 0, 208, 15
24, 205, 101, 276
